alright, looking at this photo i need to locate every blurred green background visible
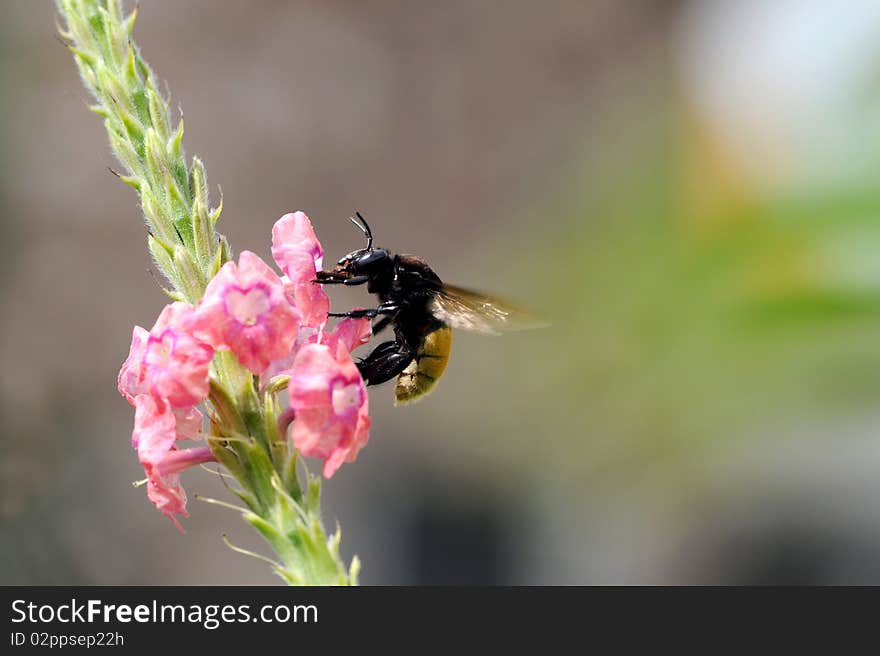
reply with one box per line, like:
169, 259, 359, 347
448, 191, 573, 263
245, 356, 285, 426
5, 0, 880, 584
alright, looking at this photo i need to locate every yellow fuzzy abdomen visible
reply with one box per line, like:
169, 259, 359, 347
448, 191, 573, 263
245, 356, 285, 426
394, 326, 453, 405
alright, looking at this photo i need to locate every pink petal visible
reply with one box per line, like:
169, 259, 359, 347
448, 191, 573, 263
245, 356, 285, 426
324, 316, 372, 353
152, 301, 198, 334
117, 325, 150, 404
172, 406, 204, 441
193, 251, 301, 374
117, 304, 213, 408
285, 277, 330, 331
288, 338, 370, 478
132, 394, 177, 457
131, 395, 215, 530
272, 212, 330, 330
146, 476, 188, 532
272, 211, 324, 284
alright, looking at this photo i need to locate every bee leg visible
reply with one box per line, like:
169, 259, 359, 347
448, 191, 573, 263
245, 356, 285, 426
342, 275, 371, 286
329, 308, 379, 319
356, 340, 414, 386
329, 302, 400, 320
370, 314, 394, 335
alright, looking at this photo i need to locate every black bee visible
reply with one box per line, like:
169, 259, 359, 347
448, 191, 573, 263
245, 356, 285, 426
315, 212, 542, 404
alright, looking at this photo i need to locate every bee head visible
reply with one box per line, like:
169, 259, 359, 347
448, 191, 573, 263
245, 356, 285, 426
315, 212, 391, 285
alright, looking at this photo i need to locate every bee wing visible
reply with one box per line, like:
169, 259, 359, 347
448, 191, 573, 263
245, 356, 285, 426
430, 284, 548, 335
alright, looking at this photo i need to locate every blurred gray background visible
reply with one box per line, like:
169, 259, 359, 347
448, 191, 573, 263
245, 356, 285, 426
6, 0, 880, 584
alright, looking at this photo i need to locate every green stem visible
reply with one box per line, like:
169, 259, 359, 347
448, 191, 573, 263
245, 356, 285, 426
56, 0, 227, 303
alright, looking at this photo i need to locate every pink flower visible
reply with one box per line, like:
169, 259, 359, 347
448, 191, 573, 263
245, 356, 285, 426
132, 394, 216, 530
192, 251, 302, 375
288, 318, 372, 478
271, 212, 330, 330
117, 302, 214, 408
324, 315, 372, 353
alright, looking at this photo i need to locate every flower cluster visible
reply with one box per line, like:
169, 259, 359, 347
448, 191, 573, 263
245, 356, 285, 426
118, 212, 372, 528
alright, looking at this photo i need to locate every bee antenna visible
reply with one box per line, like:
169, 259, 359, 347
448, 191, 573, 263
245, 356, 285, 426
349, 211, 373, 249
